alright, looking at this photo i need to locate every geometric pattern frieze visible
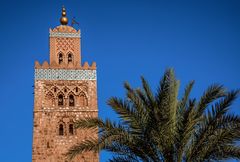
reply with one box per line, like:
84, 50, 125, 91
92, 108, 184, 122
35, 69, 96, 80
50, 32, 80, 38
56, 38, 75, 51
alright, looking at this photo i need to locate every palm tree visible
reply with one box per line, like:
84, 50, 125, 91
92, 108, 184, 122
66, 69, 240, 162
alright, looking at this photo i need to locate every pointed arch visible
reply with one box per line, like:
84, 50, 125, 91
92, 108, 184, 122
67, 52, 73, 64
58, 121, 65, 136
58, 93, 64, 106
81, 84, 88, 92
58, 52, 64, 64
79, 92, 88, 107
59, 124, 64, 135
51, 86, 59, 93
69, 123, 74, 135
69, 94, 75, 107
47, 142, 50, 148
68, 119, 75, 136
62, 86, 70, 95
45, 91, 55, 107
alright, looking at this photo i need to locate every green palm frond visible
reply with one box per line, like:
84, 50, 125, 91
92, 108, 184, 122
187, 90, 240, 161
67, 119, 132, 160
154, 69, 180, 160
140, 76, 155, 107
124, 82, 146, 116
74, 117, 103, 129
212, 145, 240, 160
107, 97, 133, 122
196, 84, 226, 118
107, 97, 143, 135
108, 155, 138, 162
176, 99, 197, 162
66, 137, 99, 160
179, 81, 195, 108
66, 68, 240, 162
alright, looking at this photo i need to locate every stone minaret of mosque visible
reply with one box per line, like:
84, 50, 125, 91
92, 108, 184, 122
32, 7, 98, 162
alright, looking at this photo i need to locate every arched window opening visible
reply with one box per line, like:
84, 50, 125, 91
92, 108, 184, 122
76, 87, 78, 93
59, 53, 63, 64
69, 124, 74, 135
54, 87, 57, 92
68, 53, 73, 64
58, 94, 64, 106
79, 93, 88, 107
59, 124, 64, 136
69, 95, 75, 107
47, 142, 50, 148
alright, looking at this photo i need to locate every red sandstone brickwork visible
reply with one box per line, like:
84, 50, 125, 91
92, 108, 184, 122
49, 26, 81, 66
32, 25, 99, 162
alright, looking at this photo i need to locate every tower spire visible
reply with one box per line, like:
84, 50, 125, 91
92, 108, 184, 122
60, 6, 68, 25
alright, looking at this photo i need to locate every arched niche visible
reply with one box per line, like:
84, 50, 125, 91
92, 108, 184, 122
45, 91, 55, 107
78, 92, 88, 107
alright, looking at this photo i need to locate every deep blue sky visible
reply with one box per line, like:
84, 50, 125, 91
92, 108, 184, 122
0, 0, 239, 161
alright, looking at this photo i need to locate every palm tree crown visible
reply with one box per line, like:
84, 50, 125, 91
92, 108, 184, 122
66, 69, 240, 162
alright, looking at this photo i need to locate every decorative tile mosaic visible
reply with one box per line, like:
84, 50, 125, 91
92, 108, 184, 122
49, 32, 80, 38
35, 69, 96, 80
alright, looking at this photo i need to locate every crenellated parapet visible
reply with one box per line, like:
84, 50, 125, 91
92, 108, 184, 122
34, 61, 97, 81
34, 60, 96, 70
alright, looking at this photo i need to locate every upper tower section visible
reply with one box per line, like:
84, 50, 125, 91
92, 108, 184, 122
35, 6, 96, 70
49, 6, 81, 68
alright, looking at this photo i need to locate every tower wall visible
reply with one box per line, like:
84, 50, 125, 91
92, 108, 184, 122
32, 18, 98, 162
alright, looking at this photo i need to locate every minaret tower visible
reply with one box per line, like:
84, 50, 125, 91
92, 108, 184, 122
32, 7, 98, 162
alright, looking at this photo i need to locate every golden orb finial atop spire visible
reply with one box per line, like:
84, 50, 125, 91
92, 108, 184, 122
60, 6, 68, 25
